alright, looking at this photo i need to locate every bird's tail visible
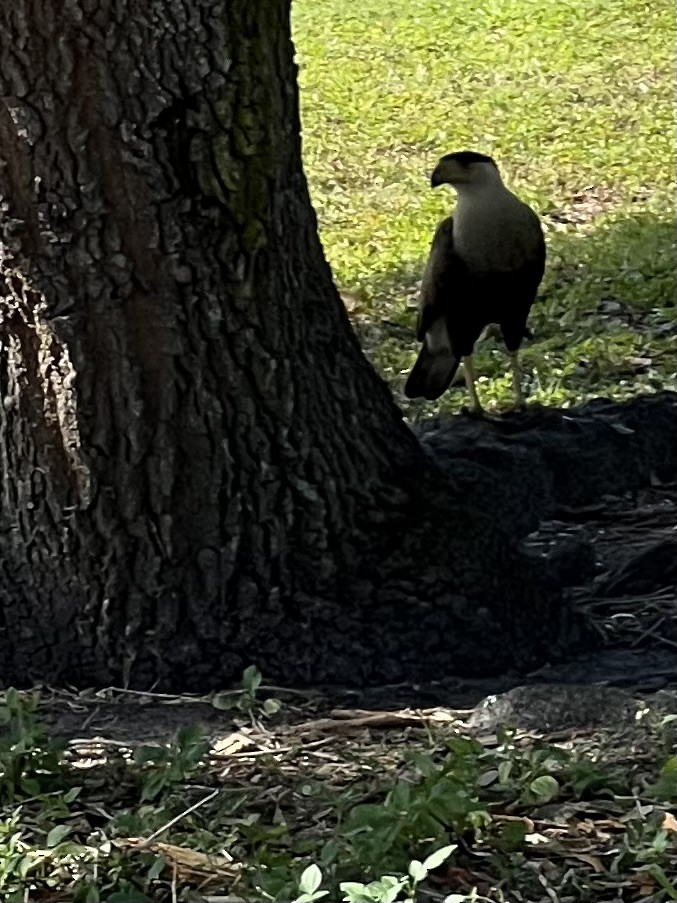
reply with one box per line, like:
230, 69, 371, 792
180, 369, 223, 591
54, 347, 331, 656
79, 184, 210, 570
404, 345, 461, 401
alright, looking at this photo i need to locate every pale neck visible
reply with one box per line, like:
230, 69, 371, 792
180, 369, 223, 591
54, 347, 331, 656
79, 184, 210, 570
454, 183, 522, 220
453, 173, 510, 203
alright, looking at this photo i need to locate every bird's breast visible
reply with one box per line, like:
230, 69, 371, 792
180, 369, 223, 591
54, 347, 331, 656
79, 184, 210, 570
453, 201, 538, 272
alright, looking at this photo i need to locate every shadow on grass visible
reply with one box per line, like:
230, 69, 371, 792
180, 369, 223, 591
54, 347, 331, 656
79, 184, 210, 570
344, 210, 676, 413
358, 211, 675, 318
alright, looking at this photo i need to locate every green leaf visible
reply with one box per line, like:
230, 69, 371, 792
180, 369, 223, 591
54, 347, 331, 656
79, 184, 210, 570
528, 774, 559, 803
340, 882, 371, 903
408, 859, 427, 882
21, 777, 41, 796
320, 839, 340, 865
242, 664, 262, 696
263, 697, 282, 715
422, 844, 457, 872
134, 745, 166, 765
363, 877, 405, 903
379, 883, 404, 903
644, 864, 677, 899
176, 724, 206, 750
147, 855, 166, 880
447, 736, 483, 759
299, 864, 323, 896
647, 755, 676, 802
408, 751, 439, 777
477, 768, 499, 787
63, 786, 82, 803
498, 760, 513, 784
211, 691, 235, 711
345, 802, 391, 830
46, 824, 72, 847
388, 781, 411, 809
141, 771, 167, 801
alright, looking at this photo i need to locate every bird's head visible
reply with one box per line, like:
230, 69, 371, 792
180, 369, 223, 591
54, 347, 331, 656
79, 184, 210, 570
430, 151, 500, 189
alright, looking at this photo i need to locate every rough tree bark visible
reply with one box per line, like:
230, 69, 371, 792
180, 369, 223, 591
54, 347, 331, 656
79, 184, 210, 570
0, 0, 587, 690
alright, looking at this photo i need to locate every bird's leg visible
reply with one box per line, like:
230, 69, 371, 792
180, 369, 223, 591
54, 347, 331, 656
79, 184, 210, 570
463, 355, 483, 414
508, 351, 526, 411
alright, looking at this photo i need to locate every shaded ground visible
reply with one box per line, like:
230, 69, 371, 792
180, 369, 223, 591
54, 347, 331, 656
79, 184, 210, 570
26, 678, 675, 900
7, 392, 677, 902
38, 392, 677, 738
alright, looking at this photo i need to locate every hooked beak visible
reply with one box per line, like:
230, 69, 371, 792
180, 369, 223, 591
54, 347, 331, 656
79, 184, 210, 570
430, 165, 444, 188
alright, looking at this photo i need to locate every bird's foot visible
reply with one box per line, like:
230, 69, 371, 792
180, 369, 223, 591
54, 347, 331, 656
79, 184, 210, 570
460, 405, 503, 423
511, 400, 550, 421
461, 404, 485, 419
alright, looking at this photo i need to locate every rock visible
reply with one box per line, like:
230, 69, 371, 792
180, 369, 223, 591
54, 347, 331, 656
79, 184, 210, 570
466, 683, 639, 732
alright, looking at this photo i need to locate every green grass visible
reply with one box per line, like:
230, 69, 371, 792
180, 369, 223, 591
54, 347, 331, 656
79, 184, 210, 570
293, 0, 676, 415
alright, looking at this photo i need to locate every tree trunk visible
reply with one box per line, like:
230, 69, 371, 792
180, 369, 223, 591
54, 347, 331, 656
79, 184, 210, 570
0, 0, 587, 690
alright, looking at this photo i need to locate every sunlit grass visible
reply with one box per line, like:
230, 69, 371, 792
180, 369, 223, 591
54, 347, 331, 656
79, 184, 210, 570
293, 0, 676, 414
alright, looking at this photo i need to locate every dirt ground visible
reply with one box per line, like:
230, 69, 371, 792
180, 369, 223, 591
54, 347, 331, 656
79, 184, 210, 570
38, 479, 677, 749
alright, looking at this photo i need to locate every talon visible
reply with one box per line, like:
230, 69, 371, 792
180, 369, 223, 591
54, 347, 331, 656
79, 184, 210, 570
461, 404, 485, 418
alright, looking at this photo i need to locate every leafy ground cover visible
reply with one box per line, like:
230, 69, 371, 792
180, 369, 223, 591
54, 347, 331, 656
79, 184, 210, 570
293, 0, 676, 415
0, 678, 675, 902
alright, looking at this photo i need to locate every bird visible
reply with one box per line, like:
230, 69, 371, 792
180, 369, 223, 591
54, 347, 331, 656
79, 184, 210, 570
404, 151, 546, 413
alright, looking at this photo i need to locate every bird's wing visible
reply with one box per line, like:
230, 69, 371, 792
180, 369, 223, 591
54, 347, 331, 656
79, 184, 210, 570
513, 208, 546, 319
483, 207, 546, 349
415, 216, 468, 342
522, 206, 546, 288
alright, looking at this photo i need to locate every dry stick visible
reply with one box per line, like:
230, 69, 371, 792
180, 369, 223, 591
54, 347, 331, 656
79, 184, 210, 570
630, 616, 667, 648
223, 737, 336, 759
582, 588, 676, 609
79, 705, 101, 731
139, 788, 220, 847
94, 683, 315, 704
201, 897, 245, 903
653, 633, 677, 651
98, 686, 194, 701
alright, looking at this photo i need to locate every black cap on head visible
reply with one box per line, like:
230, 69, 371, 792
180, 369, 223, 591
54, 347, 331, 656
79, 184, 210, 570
438, 151, 498, 168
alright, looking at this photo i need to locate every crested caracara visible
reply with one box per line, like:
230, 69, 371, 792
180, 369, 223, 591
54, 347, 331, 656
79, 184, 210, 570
404, 151, 546, 412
